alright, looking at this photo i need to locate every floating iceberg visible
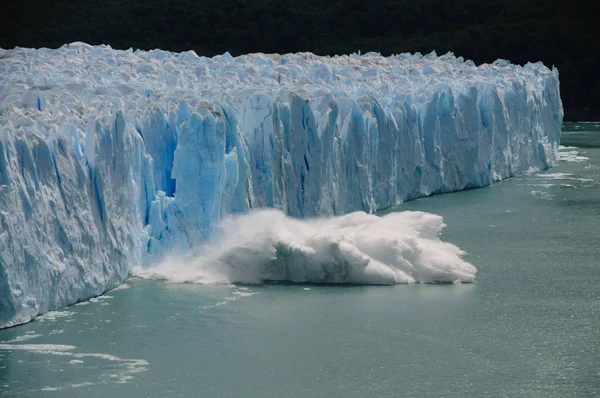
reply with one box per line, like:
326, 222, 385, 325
0, 43, 562, 327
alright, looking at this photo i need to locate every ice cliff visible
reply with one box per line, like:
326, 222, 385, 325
0, 43, 562, 327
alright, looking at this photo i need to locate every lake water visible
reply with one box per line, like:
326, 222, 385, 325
1, 123, 599, 397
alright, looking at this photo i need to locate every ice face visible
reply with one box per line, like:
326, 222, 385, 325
0, 43, 562, 327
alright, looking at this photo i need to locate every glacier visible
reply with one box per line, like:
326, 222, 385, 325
0, 43, 562, 328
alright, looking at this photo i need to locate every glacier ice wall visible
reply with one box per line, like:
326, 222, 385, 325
0, 43, 562, 327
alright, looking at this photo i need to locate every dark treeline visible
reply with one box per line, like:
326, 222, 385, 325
1, 0, 598, 121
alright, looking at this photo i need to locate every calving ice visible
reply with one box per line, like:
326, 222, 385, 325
0, 43, 562, 328
133, 210, 477, 285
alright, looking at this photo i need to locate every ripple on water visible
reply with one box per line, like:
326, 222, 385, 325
0, 342, 148, 393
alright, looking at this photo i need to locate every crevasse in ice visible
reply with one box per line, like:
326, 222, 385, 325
0, 43, 562, 327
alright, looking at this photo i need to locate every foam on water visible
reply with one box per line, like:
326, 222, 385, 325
110, 283, 131, 291
36, 310, 74, 323
199, 289, 261, 310
530, 190, 556, 200
133, 209, 476, 285
558, 144, 591, 163
0, 342, 148, 390
3, 333, 43, 343
526, 142, 596, 200
558, 148, 589, 163
538, 173, 574, 179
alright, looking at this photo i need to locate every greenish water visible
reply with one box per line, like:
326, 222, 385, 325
1, 125, 599, 397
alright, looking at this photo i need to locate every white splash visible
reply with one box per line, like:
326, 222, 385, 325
110, 283, 131, 291
89, 295, 113, 303
134, 209, 476, 285
36, 310, 74, 323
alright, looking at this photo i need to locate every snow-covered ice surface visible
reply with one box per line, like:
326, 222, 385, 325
0, 43, 562, 327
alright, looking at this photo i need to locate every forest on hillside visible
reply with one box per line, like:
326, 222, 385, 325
1, 0, 598, 121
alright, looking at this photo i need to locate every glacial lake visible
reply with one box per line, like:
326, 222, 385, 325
1, 123, 599, 397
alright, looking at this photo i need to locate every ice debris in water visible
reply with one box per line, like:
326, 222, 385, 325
558, 147, 588, 163
0, 43, 562, 327
0, 343, 148, 388
133, 209, 477, 285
